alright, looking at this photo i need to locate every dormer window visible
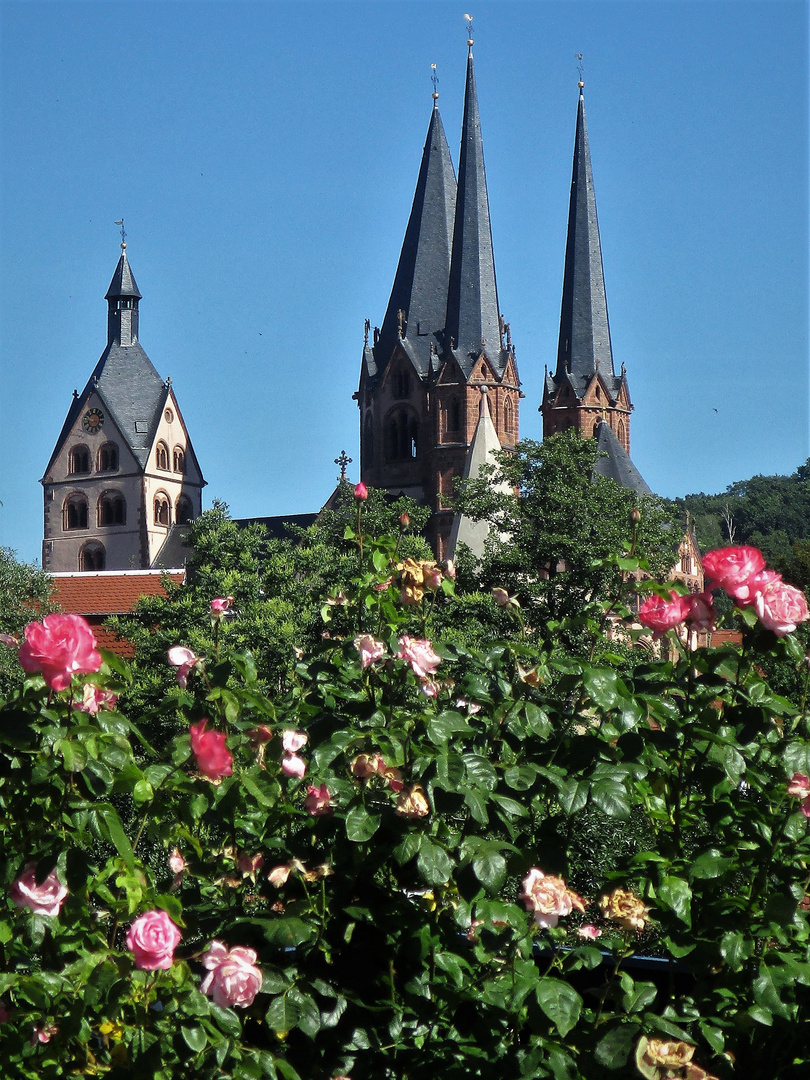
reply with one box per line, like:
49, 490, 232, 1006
156, 441, 169, 470
68, 446, 91, 475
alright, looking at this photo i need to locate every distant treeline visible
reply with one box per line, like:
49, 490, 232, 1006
677, 460, 810, 590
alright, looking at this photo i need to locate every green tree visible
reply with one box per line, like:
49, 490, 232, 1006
0, 547, 54, 695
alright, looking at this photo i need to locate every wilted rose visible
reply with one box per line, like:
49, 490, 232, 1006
126, 910, 182, 970
395, 785, 430, 819
305, 784, 333, 816
353, 634, 385, 669
599, 887, 649, 931
11, 863, 68, 918
351, 752, 386, 779
189, 720, 233, 780
75, 683, 118, 715
200, 941, 262, 1008
18, 613, 102, 692
640, 1036, 695, 1068
281, 753, 307, 778
754, 577, 810, 636
168, 848, 186, 875
396, 636, 441, 680
168, 645, 201, 688
577, 924, 602, 940
420, 678, 440, 698
519, 868, 585, 929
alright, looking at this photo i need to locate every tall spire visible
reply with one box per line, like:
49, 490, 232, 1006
555, 87, 614, 381
445, 43, 504, 376
105, 243, 142, 346
374, 97, 457, 377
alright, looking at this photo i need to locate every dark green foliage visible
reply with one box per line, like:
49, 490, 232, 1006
0, 547, 55, 696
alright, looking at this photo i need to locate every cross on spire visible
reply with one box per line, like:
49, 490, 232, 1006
335, 450, 353, 480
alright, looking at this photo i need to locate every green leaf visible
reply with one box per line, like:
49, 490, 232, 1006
698, 1019, 725, 1054
589, 777, 630, 819
583, 666, 619, 710
595, 1023, 637, 1068
689, 849, 735, 880
462, 753, 497, 790
720, 930, 749, 972
417, 840, 454, 885
265, 993, 303, 1033
557, 777, 589, 815
95, 803, 135, 870
535, 977, 582, 1038
472, 850, 507, 893
427, 711, 473, 744
464, 788, 489, 824
345, 804, 381, 842
393, 832, 423, 864
524, 702, 552, 738
241, 773, 276, 808
256, 917, 314, 949
657, 876, 692, 927
182, 1025, 207, 1053
491, 793, 528, 818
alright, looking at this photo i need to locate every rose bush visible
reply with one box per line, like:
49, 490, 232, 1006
1, 524, 809, 1079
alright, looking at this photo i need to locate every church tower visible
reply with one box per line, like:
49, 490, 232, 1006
41, 244, 205, 571
358, 37, 521, 558
541, 84, 649, 494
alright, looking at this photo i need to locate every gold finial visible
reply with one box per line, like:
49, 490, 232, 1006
575, 53, 584, 91
464, 12, 474, 49
431, 62, 439, 102
114, 218, 126, 249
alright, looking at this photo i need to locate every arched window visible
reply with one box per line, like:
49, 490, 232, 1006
393, 370, 411, 400
173, 446, 186, 473
68, 446, 91, 475
155, 441, 169, 470
504, 397, 513, 436
154, 493, 171, 527
617, 419, 626, 448
175, 495, 193, 525
97, 442, 119, 472
64, 495, 88, 530
384, 408, 418, 462
99, 492, 125, 526
681, 552, 693, 575
80, 542, 105, 571
363, 413, 374, 468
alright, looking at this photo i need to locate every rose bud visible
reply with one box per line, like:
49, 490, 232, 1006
354, 482, 368, 501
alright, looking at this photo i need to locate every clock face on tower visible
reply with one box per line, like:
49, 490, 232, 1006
82, 407, 105, 435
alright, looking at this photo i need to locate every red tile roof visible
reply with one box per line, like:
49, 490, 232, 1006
51, 571, 185, 616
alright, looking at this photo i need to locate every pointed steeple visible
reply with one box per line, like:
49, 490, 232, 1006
373, 100, 457, 378
555, 88, 615, 384
105, 243, 142, 346
445, 45, 505, 378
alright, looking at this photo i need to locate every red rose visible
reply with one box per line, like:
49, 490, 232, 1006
189, 720, 233, 780
18, 614, 102, 692
702, 546, 766, 602
754, 578, 810, 637
638, 591, 691, 635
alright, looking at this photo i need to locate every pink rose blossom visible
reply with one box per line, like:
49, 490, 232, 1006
395, 785, 430, 819
31, 1022, 58, 1045
702, 546, 767, 602
686, 591, 716, 633
354, 482, 368, 501
383, 765, 404, 792
350, 753, 386, 779
424, 566, 443, 590
237, 852, 265, 876
396, 636, 441, 680
444, 559, 456, 580
754, 578, 810, 637
305, 784, 333, 816
577, 924, 602, 940
520, 868, 586, 930
10, 863, 68, 918
168, 848, 186, 875
75, 683, 118, 715
787, 772, 810, 818
189, 720, 233, 780
456, 698, 482, 715
267, 863, 294, 888
201, 941, 263, 1008
210, 596, 234, 620
125, 910, 182, 970
18, 613, 102, 692
638, 591, 691, 635
353, 634, 385, 669
168, 645, 201, 688
282, 730, 308, 754
281, 753, 307, 778
420, 679, 440, 698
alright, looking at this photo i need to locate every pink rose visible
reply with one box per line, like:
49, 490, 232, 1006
18, 614, 102, 692
702, 546, 767, 602
686, 591, 715, 633
125, 909, 182, 970
189, 720, 233, 780
354, 482, 368, 501
577, 924, 602, 940
383, 765, 404, 792
237, 852, 265, 876
75, 683, 118, 715
787, 772, 810, 818
168, 848, 186, 875
11, 863, 68, 918
281, 753, 307, 778
201, 941, 263, 1008
444, 559, 456, 580
281, 730, 308, 754
353, 634, 385, 669
520, 868, 585, 929
267, 863, 293, 888
754, 578, 810, 636
210, 596, 234, 620
638, 591, 691, 635
395, 785, 430, 819
305, 784, 333, 816
31, 1022, 58, 1045
350, 752, 386, 779
420, 679, 440, 698
168, 645, 201, 688
396, 636, 441, 680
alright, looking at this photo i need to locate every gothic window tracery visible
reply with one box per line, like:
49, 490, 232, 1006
154, 493, 171, 527
69, 446, 91, 475
99, 492, 125, 526
384, 408, 418, 462
392, 370, 411, 400
156, 441, 169, 470
64, 495, 88, 530
97, 443, 119, 472
80, 542, 105, 571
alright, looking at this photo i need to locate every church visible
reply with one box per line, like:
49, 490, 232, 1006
41, 34, 675, 583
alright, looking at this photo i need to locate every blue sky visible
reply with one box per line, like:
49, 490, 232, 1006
1, 0, 807, 564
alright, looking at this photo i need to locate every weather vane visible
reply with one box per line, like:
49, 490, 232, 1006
431, 62, 439, 102
464, 12, 474, 48
575, 53, 584, 89
114, 219, 126, 246
335, 450, 353, 481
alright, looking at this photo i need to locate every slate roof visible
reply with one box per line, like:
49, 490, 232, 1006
555, 91, 615, 390
151, 524, 192, 569
371, 105, 457, 381
445, 50, 508, 379
105, 250, 141, 300
593, 422, 651, 495
51, 570, 185, 616
233, 514, 319, 539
